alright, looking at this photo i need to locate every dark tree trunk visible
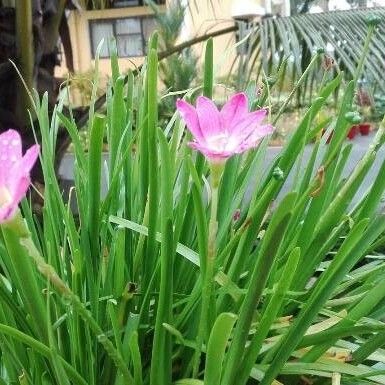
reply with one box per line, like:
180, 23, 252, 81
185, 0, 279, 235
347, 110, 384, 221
0, 0, 74, 182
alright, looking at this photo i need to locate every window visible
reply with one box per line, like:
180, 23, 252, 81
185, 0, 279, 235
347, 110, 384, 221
112, 0, 165, 6
90, 21, 115, 58
115, 18, 142, 57
90, 16, 157, 58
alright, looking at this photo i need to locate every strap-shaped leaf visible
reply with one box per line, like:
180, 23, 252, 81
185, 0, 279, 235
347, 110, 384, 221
204, 312, 237, 385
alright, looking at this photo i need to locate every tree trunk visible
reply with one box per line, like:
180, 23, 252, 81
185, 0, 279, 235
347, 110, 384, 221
0, 1, 74, 181
15, 0, 35, 127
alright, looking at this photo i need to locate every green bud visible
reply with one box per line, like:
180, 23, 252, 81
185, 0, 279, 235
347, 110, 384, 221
272, 166, 284, 180
315, 47, 325, 54
344, 111, 361, 124
263, 76, 277, 86
366, 14, 381, 27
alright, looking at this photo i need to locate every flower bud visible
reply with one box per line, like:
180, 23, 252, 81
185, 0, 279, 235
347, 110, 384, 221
366, 14, 381, 27
344, 111, 362, 124
322, 55, 335, 71
263, 76, 277, 87
273, 166, 284, 180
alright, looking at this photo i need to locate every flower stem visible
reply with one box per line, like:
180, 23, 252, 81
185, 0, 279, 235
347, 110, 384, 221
192, 162, 223, 377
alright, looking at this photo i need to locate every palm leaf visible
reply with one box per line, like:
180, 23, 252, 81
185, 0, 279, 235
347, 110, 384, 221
238, 7, 385, 100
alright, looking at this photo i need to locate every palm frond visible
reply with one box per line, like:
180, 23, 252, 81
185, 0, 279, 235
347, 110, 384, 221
237, 7, 385, 102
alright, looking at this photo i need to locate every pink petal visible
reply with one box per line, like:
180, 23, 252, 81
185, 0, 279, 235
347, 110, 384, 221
250, 124, 274, 140
0, 135, 39, 223
0, 176, 30, 222
220, 93, 248, 131
176, 99, 205, 143
0, 129, 23, 185
238, 124, 274, 152
230, 109, 268, 140
10, 176, 31, 211
189, 141, 234, 160
8, 145, 40, 195
196, 96, 222, 138
21, 144, 40, 173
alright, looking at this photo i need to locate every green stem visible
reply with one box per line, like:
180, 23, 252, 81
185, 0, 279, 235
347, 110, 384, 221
273, 53, 320, 125
192, 162, 223, 377
354, 24, 375, 83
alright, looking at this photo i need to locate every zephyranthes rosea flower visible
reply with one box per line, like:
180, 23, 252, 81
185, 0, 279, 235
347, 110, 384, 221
0, 129, 40, 222
176, 92, 274, 162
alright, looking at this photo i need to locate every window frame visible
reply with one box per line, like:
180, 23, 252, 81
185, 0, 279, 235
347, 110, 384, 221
89, 15, 153, 59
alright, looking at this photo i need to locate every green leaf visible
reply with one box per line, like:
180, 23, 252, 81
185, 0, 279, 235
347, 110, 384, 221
129, 332, 143, 385
0, 324, 87, 385
110, 215, 199, 266
204, 313, 237, 385
260, 215, 385, 385
222, 192, 297, 385
238, 247, 301, 385
203, 38, 213, 98
87, 114, 105, 265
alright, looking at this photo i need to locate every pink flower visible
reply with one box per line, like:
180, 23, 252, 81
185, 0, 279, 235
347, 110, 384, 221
0, 129, 40, 223
176, 92, 274, 162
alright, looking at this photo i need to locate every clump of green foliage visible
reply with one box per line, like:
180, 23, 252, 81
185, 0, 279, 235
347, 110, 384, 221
1, 30, 385, 385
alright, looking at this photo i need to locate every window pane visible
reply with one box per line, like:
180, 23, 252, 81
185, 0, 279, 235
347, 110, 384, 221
116, 18, 141, 34
117, 34, 143, 57
142, 17, 157, 42
91, 22, 114, 57
113, 0, 140, 7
